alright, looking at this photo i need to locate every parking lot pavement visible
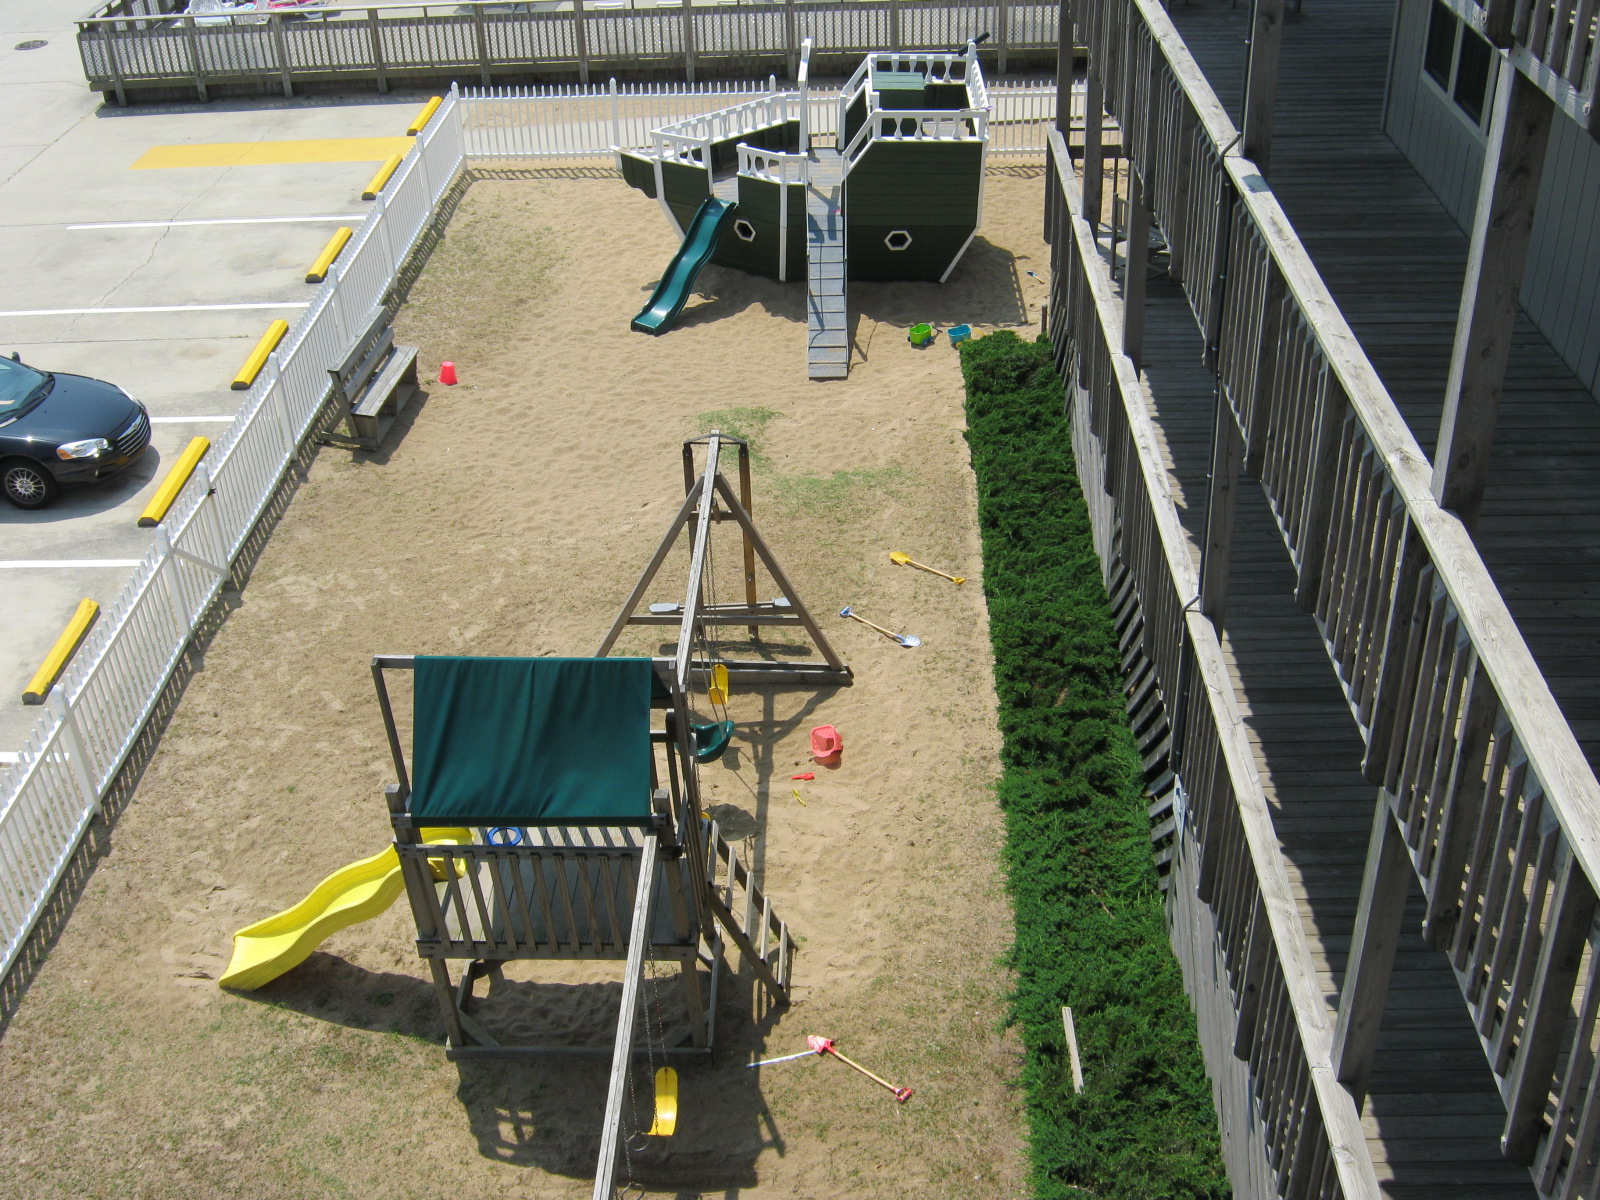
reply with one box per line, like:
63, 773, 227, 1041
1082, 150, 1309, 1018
1, 13, 427, 750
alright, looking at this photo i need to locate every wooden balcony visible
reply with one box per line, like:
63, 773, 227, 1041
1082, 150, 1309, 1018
1049, 0, 1600, 1196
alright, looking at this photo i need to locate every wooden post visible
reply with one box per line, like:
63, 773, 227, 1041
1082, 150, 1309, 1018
269, 13, 293, 98
102, 20, 128, 107
1055, 0, 1074, 137
996, 0, 1010, 76
1082, 67, 1104, 233
590, 837, 659, 1200
1240, 0, 1283, 171
180, 15, 207, 102
1431, 61, 1554, 532
1481, 0, 1516, 46
573, 0, 590, 85
1331, 795, 1413, 1108
1199, 393, 1244, 625
1500, 846, 1596, 1163
473, 5, 490, 87
889, 0, 901, 52
1122, 167, 1150, 370
682, 0, 696, 83
367, 8, 388, 94
785, 0, 798, 80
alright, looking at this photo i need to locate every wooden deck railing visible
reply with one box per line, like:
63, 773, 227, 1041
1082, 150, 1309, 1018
1044, 130, 1381, 1200
1444, 0, 1600, 135
1073, 0, 1600, 1190
75, 0, 1060, 103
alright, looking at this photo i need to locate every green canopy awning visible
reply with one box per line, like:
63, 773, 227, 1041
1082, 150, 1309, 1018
409, 656, 655, 827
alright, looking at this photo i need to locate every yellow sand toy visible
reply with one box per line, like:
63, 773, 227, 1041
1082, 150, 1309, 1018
218, 827, 471, 992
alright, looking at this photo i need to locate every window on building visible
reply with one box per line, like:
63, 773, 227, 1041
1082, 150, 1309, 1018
1423, 1, 1497, 127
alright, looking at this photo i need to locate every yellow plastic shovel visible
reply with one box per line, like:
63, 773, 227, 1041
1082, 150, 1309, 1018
889, 550, 965, 585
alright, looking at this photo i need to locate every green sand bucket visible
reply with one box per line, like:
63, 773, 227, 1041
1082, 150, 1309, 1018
908, 323, 934, 346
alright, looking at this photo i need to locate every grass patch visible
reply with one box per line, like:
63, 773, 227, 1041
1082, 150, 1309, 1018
770, 466, 906, 517
960, 332, 1228, 1200
688, 406, 909, 518
692, 406, 781, 463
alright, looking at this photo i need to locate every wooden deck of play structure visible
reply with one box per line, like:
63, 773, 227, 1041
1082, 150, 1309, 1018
1050, 0, 1600, 1196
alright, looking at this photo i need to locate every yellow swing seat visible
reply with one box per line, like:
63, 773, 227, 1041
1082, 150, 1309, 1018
648, 1067, 679, 1136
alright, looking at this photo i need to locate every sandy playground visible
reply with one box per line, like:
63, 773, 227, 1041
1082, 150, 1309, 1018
0, 163, 1048, 1199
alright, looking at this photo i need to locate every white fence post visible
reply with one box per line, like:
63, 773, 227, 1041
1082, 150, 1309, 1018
373, 190, 397, 270
264, 356, 295, 454
610, 77, 621, 149
153, 527, 194, 643
50, 692, 102, 822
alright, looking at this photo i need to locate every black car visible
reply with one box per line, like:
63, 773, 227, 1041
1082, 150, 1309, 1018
0, 354, 151, 510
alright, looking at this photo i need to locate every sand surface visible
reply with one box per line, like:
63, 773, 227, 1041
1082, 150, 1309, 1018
0, 163, 1047, 1199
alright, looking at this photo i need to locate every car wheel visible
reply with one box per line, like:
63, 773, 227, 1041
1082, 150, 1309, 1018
1, 458, 59, 510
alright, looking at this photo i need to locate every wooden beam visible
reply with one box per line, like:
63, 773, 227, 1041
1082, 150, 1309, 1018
1431, 61, 1554, 530
591, 836, 659, 1200
1332, 794, 1413, 1107
1056, 0, 1074, 136
1241, 0, 1284, 171
1199, 395, 1245, 626
1082, 68, 1105, 233
1123, 168, 1150, 370
1481, 0, 1515, 47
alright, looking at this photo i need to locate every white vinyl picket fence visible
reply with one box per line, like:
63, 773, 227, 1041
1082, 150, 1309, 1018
461, 75, 1062, 157
0, 75, 1055, 984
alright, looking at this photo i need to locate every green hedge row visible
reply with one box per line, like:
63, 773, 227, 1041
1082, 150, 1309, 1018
960, 332, 1229, 1200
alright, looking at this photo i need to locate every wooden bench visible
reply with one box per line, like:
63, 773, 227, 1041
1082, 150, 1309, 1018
324, 308, 419, 450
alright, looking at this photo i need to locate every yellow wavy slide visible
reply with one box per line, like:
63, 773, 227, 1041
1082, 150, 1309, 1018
218, 827, 472, 992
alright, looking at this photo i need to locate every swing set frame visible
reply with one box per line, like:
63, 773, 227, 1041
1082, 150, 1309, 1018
597, 431, 853, 690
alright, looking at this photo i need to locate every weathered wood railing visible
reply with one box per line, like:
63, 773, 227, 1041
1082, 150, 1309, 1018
1441, 0, 1600, 135
75, 0, 1060, 104
1044, 129, 1380, 1200
1075, 0, 1600, 1190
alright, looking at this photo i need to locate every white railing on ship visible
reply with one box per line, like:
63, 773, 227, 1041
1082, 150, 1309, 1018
738, 144, 808, 184
842, 107, 988, 169
653, 88, 794, 144
655, 128, 714, 166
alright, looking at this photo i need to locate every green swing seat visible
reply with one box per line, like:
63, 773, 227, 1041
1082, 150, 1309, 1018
692, 719, 735, 763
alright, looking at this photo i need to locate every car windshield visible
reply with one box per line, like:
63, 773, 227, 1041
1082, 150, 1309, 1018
0, 358, 51, 412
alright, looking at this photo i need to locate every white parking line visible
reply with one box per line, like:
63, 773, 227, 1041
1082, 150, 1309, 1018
0, 303, 311, 317
67, 216, 366, 230
149, 415, 234, 423
0, 560, 143, 569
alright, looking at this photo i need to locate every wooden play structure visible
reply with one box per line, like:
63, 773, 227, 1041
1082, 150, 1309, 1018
365, 432, 846, 1196
618, 39, 991, 376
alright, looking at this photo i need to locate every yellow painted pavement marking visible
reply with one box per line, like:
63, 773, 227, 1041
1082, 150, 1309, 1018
132, 137, 413, 170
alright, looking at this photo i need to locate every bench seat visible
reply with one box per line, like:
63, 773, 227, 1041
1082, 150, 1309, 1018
324, 307, 420, 450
